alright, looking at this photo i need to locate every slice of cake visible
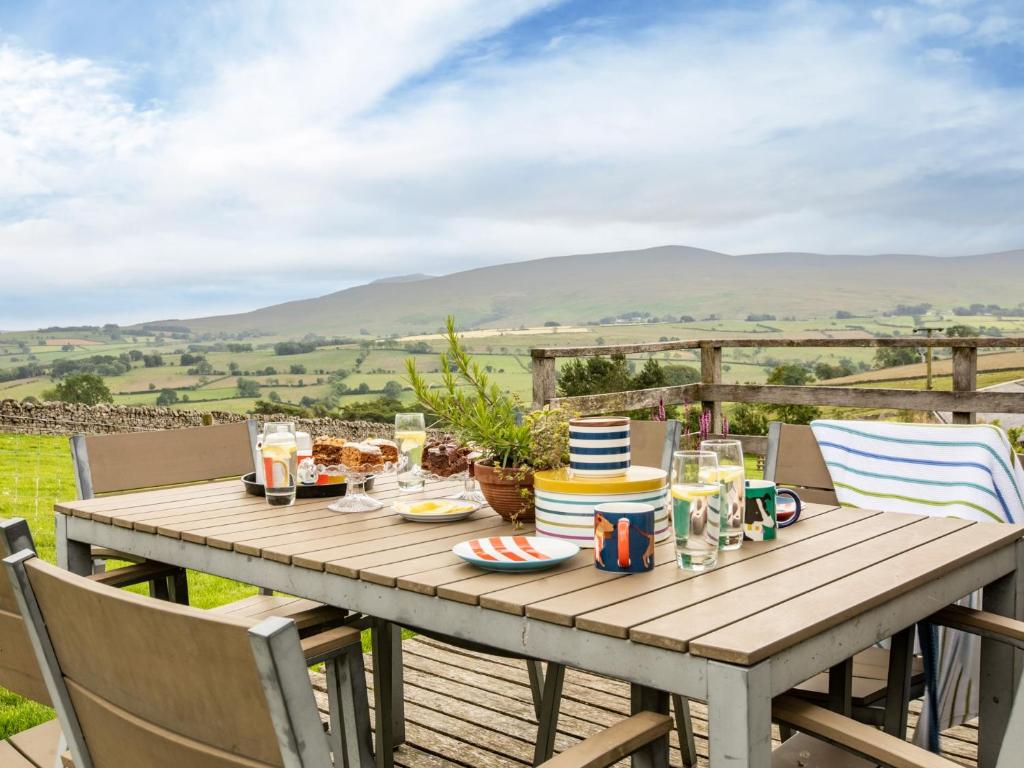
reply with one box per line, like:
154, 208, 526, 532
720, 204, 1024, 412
367, 438, 399, 464
313, 437, 346, 467
341, 441, 384, 473
421, 436, 472, 477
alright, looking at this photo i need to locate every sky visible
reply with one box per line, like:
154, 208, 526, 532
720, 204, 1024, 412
1, 0, 1023, 329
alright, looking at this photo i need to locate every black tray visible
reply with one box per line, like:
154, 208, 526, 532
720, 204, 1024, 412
241, 472, 351, 499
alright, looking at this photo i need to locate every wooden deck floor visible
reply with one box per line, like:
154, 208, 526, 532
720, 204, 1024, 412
311, 636, 980, 768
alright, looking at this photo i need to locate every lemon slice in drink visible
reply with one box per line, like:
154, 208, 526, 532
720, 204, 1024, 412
672, 484, 720, 502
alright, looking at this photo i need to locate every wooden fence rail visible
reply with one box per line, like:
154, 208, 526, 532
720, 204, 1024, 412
531, 337, 1024, 442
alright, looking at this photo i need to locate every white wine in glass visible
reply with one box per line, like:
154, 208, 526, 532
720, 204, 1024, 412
395, 412, 427, 492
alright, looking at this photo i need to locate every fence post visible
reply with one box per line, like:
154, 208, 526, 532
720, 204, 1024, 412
532, 354, 557, 410
700, 343, 723, 432
952, 346, 978, 425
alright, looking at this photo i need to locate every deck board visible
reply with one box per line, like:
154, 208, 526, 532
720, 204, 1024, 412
305, 636, 978, 768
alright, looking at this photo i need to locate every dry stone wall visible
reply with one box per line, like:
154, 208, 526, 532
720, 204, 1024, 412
0, 399, 393, 440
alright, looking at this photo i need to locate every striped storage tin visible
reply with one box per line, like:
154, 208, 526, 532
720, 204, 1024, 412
534, 466, 670, 548
569, 417, 630, 477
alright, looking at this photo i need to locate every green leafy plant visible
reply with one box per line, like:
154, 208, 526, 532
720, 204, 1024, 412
406, 316, 570, 469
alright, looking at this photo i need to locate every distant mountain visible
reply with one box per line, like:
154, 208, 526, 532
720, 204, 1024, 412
155, 246, 1024, 337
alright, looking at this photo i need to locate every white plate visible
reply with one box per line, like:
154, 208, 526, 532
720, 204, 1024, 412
394, 498, 481, 523
452, 535, 580, 572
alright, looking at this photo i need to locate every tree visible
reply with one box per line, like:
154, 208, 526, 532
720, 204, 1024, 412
43, 373, 113, 405
945, 325, 977, 338
874, 347, 920, 368
128, 349, 144, 362
340, 396, 407, 424
661, 364, 700, 386
236, 377, 261, 398
558, 353, 633, 397
356, 382, 371, 394
268, 390, 281, 403
767, 363, 813, 386
382, 380, 404, 398
543, 320, 561, 327
289, 363, 307, 375
156, 389, 179, 406
148, 382, 156, 390
142, 353, 163, 368
228, 361, 241, 374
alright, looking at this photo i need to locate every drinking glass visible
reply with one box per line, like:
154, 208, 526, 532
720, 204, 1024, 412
394, 412, 427, 492
261, 422, 297, 507
672, 450, 721, 571
700, 439, 745, 550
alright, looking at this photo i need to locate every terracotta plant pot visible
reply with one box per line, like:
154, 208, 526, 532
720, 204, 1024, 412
474, 459, 535, 523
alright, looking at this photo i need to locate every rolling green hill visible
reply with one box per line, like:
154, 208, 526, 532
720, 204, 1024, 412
154, 246, 1024, 338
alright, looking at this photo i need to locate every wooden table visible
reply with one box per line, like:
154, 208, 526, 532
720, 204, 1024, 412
54, 474, 1024, 768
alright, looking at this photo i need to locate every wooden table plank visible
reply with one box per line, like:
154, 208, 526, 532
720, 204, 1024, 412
291, 512, 504, 570
57, 480, 242, 517
684, 521, 1024, 664
473, 505, 842, 617
525, 505, 867, 628
573, 509, 911, 639
426, 504, 835, 609
616, 514, 960, 651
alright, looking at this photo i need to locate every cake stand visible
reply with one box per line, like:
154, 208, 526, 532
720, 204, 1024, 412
327, 461, 393, 513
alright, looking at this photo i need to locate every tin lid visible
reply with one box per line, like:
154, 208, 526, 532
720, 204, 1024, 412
534, 465, 667, 494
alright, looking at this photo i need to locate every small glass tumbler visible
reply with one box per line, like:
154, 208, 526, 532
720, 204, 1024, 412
394, 412, 427, 492
672, 450, 721, 571
261, 422, 297, 507
700, 439, 745, 551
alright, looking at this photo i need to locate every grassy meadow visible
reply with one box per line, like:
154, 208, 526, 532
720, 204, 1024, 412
5, 311, 1022, 415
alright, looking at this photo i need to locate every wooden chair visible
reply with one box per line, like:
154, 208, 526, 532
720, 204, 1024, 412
0, 517, 181, 768
629, 418, 682, 471
764, 422, 926, 731
70, 419, 263, 601
538, 710, 673, 768
4, 546, 373, 768
771, 605, 1023, 768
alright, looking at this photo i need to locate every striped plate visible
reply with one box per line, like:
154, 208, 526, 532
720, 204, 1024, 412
452, 536, 580, 572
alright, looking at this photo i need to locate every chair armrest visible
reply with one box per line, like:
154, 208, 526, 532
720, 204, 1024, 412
539, 711, 672, 768
773, 695, 959, 768
928, 605, 1024, 650
87, 562, 181, 589
301, 624, 363, 666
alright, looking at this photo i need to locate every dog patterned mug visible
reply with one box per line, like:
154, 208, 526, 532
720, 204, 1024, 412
593, 502, 656, 573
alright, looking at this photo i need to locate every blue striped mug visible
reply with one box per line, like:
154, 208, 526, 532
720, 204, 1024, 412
569, 417, 630, 477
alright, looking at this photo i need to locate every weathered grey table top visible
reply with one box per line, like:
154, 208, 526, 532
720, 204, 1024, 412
56, 474, 1024, 668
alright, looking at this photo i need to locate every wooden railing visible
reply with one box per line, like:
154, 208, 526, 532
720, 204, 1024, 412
531, 338, 1024, 453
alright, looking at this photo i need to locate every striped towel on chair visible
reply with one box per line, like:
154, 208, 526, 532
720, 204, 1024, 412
810, 419, 1024, 747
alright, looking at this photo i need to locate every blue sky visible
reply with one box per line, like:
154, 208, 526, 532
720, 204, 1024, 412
1, 0, 1023, 329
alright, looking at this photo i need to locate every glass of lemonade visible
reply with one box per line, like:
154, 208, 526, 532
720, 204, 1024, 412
672, 450, 722, 571
261, 422, 297, 507
394, 412, 427, 492
700, 439, 745, 550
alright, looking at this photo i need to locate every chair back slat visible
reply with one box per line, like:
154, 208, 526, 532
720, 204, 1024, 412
22, 557, 285, 767
764, 422, 838, 505
73, 421, 255, 497
629, 420, 681, 473
65, 679, 277, 768
0, 520, 50, 704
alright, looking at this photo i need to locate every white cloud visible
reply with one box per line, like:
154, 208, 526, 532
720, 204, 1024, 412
0, 0, 1023, 327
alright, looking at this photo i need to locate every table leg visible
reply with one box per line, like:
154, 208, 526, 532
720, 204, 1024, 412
371, 620, 406, 768
979, 540, 1024, 768
630, 684, 670, 768
882, 626, 915, 739
708, 660, 772, 768
55, 514, 91, 576
827, 658, 853, 716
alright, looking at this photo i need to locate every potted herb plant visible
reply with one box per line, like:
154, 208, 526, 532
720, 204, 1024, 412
406, 317, 570, 523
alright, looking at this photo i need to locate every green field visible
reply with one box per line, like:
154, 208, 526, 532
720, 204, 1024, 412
3, 312, 1023, 417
